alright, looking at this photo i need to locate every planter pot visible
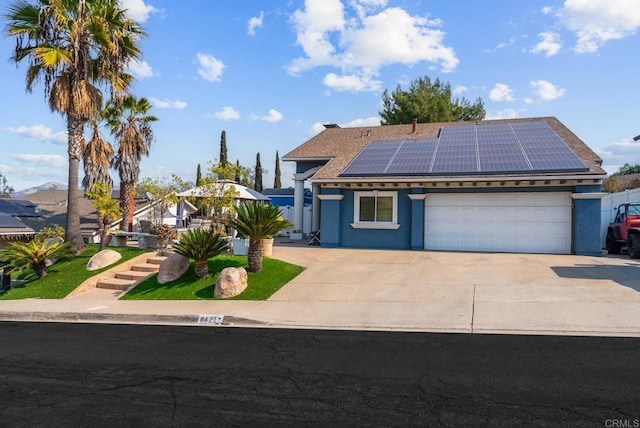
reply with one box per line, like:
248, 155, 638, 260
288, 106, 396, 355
262, 237, 274, 257
290, 232, 303, 240
232, 238, 249, 255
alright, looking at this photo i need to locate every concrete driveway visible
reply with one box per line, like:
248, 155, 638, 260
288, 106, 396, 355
269, 244, 640, 335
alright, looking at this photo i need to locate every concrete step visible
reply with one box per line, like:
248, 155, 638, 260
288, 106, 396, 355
147, 256, 168, 265
96, 277, 137, 291
115, 270, 154, 281
131, 263, 160, 273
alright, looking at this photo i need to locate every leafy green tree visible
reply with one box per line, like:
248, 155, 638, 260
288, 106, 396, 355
219, 130, 228, 167
172, 229, 228, 278
4, 0, 145, 252
85, 183, 121, 251
137, 175, 190, 231
380, 76, 485, 125
274, 151, 282, 189
254, 153, 263, 192
225, 202, 292, 273
0, 239, 74, 279
109, 96, 157, 231
612, 163, 640, 176
198, 162, 244, 231
0, 171, 14, 198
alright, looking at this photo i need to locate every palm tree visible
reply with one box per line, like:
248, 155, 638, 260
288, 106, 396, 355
172, 229, 229, 278
82, 109, 114, 191
109, 96, 157, 231
85, 183, 121, 251
225, 202, 292, 273
0, 240, 74, 279
4, 0, 145, 252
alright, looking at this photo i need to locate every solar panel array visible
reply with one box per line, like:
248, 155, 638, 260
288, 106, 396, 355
339, 121, 588, 176
0, 214, 31, 228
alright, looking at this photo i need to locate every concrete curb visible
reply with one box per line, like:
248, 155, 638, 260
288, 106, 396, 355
0, 311, 265, 327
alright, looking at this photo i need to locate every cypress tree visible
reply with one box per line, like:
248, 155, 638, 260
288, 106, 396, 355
274, 150, 282, 189
219, 130, 228, 167
235, 159, 241, 183
195, 163, 202, 186
254, 152, 263, 192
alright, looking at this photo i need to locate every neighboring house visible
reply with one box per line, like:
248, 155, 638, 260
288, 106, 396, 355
262, 187, 313, 235
0, 198, 39, 248
110, 199, 197, 232
283, 117, 606, 256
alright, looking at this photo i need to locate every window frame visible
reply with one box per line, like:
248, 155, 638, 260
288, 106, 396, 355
351, 190, 400, 230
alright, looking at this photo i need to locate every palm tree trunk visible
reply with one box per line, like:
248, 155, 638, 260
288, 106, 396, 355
65, 116, 85, 253
121, 181, 134, 232
247, 237, 263, 273
33, 261, 47, 278
194, 259, 209, 278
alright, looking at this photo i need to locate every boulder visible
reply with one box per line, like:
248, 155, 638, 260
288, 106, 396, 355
214, 267, 248, 298
86, 249, 122, 271
157, 253, 190, 284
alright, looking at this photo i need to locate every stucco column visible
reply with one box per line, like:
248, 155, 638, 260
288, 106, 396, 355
312, 183, 321, 232
293, 175, 305, 233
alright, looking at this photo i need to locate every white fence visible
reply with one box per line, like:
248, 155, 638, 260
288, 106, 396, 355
277, 205, 313, 236
601, 188, 640, 247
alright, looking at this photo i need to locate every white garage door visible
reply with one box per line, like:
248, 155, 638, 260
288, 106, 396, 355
425, 192, 572, 254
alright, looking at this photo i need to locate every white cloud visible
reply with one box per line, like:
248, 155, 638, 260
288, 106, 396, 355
557, 0, 640, 53
13, 154, 66, 168
250, 109, 283, 123
214, 106, 240, 121
323, 72, 381, 92
248, 11, 265, 36
530, 31, 562, 57
125, 59, 153, 79
288, 1, 458, 92
452, 85, 468, 96
119, 0, 159, 23
595, 138, 640, 174
530, 80, 565, 101
340, 116, 381, 127
485, 36, 518, 53
196, 53, 225, 82
489, 83, 516, 102
149, 97, 186, 109
485, 109, 520, 120
4, 125, 67, 144
541, 6, 553, 15
309, 122, 327, 136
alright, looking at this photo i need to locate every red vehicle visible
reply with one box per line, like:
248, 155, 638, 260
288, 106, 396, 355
606, 203, 640, 258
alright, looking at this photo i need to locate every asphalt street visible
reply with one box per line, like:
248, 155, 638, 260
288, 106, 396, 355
1, 322, 639, 427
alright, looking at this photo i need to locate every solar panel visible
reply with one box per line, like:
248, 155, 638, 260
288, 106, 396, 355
0, 214, 31, 228
386, 139, 437, 174
341, 140, 402, 175
339, 120, 589, 177
0, 199, 39, 217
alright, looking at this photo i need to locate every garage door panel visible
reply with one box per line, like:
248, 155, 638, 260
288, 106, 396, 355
425, 192, 571, 254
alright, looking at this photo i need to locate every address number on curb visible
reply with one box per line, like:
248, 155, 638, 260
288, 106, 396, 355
197, 314, 224, 324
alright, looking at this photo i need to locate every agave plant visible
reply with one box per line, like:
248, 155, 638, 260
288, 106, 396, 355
172, 229, 229, 278
0, 239, 74, 279
225, 202, 292, 273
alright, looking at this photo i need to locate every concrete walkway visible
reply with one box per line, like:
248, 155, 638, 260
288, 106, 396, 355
1, 242, 640, 336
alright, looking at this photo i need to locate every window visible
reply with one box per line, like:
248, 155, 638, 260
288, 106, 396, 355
352, 191, 399, 229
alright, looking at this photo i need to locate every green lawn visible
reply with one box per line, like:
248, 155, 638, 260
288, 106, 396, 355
0, 245, 148, 300
122, 255, 304, 300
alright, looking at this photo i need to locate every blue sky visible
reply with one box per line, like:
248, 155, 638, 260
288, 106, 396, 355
1, 0, 639, 192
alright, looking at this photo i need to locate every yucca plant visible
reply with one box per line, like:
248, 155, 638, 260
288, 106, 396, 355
225, 202, 293, 273
0, 240, 74, 279
172, 229, 229, 278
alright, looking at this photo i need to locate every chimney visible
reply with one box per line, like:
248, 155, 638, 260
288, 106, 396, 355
412, 118, 417, 133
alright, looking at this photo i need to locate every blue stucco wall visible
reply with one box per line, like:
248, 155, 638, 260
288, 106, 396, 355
320, 184, 603, 255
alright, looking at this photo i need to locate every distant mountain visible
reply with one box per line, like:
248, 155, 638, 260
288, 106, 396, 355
13, 182, 68, 198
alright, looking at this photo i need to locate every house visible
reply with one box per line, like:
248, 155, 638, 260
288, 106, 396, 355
283, 117, 606, 256
261, 187, 313, 235
0, 198, 39, 247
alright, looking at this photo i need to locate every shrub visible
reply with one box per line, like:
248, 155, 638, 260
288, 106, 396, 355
0, 239, 74, 278
172, 229, 228, 278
